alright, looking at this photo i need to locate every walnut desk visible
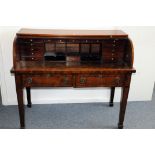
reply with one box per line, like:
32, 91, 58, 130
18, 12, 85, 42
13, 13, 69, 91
11, 29, 136, 129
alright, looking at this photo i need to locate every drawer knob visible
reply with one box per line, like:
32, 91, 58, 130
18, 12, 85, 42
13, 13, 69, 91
80, 77, 86, 84
27, 78, 32, 84
47, 74, 53, 77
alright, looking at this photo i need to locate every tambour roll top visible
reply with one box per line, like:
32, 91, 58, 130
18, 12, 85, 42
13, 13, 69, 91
13, 29, 134, 68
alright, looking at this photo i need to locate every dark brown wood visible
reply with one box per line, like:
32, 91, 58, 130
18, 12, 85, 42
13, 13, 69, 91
118, 86, 130, 129
15, 75, 25, 128
11, 29, 136, 128
109, 87, 115, 107
26, 87, 32, 108
16, 29, 128, 38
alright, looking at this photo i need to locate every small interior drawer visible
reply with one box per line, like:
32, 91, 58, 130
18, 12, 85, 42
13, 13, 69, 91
21, 56, 43, 61
23, 74, 73, 87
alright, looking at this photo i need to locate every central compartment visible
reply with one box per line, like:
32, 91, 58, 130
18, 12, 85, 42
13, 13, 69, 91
44, 40, 102, 62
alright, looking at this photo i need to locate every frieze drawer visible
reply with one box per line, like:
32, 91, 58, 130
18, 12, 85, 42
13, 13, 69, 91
23, 74, 73, 87
76, 74, 124, 87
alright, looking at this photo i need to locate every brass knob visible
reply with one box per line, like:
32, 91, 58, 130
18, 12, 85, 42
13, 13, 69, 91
80, 77, 86, 84
47, 74, 52, 77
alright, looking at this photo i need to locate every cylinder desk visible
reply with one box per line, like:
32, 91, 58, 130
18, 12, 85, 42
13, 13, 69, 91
11, 29, 136, 128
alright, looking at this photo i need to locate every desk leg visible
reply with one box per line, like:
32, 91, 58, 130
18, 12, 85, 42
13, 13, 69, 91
15, 76, 25, 128
109, 87, 115, 107
26, 87, 32, 108
118, 86, 130, 129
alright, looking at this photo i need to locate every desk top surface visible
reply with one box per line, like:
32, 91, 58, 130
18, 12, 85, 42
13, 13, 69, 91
11, 61, 135, 74
17, 29, 128, 38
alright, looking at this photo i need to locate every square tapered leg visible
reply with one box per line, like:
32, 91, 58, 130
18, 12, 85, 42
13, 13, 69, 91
109, 87, 115, 107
